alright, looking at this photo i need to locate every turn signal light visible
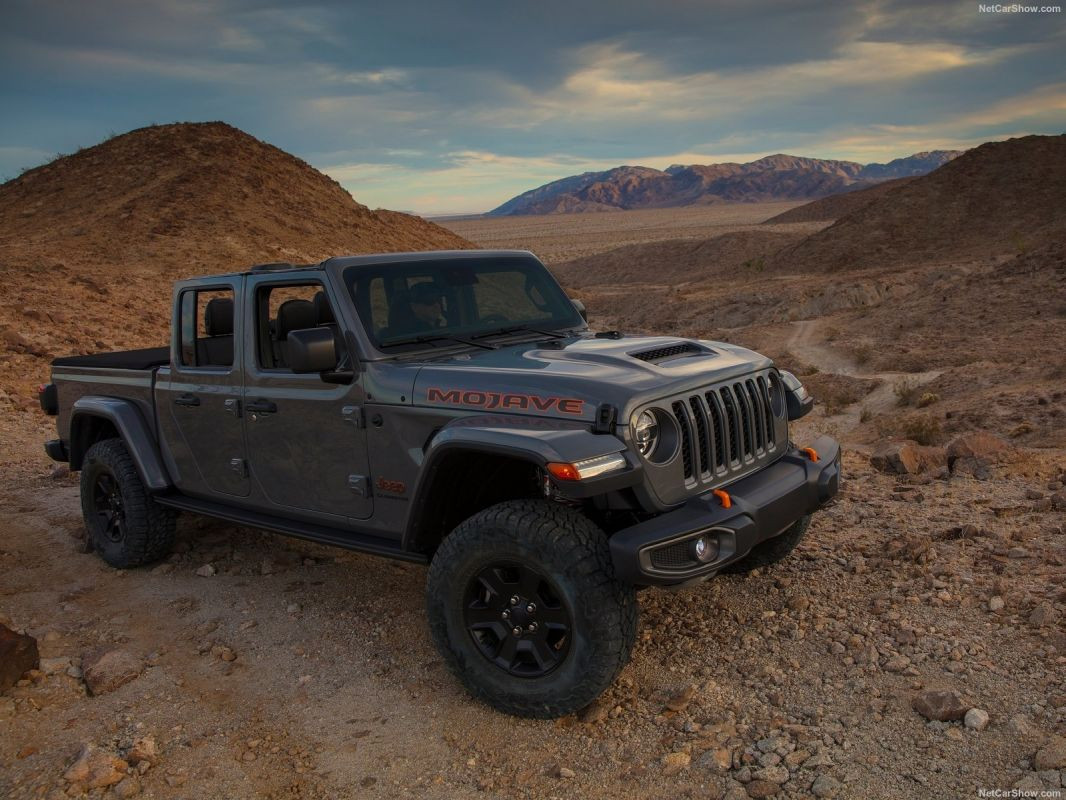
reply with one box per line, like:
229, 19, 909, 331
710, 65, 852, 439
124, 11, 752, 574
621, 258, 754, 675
546, 453, 627, 481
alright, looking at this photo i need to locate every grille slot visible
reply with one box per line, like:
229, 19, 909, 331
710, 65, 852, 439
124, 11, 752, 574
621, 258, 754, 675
665, 372, 783, 488
649, 540, 696, 570
630, 342, 702, 363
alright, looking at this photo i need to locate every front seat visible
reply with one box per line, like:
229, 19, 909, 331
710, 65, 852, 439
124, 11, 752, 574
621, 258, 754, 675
274, 299, 317, 368
197, 297, 234, 366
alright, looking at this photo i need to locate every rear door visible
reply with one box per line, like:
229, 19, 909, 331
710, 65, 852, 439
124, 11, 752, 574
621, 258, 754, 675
241, 274, 373, 522
156, 280, 250, 497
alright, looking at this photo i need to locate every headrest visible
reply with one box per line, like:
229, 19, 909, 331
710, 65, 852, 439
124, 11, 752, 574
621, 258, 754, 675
276, 299, 317, 340
409, 282, 444, 305
313, 291, 335, 325
204, 297, 233, 337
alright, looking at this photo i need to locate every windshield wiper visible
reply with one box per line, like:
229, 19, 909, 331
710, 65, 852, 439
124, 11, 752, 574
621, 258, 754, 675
379, 333, 498, 351
472, 324, 570, 340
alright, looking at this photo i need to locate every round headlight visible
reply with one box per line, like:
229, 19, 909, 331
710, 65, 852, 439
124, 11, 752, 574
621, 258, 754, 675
632, 410, 659, 457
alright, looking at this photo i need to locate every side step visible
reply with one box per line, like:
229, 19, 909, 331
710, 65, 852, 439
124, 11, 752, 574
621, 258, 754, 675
154, 493, 428, 564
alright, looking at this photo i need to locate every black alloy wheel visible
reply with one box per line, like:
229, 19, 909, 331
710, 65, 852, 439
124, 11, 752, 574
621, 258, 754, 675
463, 561, 572, 677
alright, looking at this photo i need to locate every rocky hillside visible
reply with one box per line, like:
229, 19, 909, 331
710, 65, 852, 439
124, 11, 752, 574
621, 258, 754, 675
490, 151, 962, 215
0, 122, 473, 411
762, 178, 916, 224
773, 135, 1066, 271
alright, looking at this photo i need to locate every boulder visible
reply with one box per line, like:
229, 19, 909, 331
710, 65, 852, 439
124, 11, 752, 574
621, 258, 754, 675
946, 432, 1012, 467
63, 744, 128, 790
81, 648, 144, 696
912, 688, 970, 721
871, 440, 947, 475
1034, 737, 1066, 770
0, 623, 39, 691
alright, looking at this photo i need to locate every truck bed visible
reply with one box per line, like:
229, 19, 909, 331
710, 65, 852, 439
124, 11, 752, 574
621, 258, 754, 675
52, 346, 170, 370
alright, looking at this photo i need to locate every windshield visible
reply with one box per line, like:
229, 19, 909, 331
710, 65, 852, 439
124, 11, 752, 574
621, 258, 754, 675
344, 256, 584, 349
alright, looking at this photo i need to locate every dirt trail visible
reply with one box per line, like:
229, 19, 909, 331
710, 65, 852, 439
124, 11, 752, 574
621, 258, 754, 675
788, 319, 942, 437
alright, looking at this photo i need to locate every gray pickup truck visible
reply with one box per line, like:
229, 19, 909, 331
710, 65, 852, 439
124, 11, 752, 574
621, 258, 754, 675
41, 250, 839, 717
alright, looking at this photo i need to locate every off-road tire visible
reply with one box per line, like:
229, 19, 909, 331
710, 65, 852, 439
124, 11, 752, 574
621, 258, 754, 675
426, 499, 638, 718
719, 514, 811, 574
80, 438, 175, 568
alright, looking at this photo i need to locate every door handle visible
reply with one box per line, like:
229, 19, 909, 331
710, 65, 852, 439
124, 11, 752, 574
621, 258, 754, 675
174, 393, 200, 407
245, 399, 277, 414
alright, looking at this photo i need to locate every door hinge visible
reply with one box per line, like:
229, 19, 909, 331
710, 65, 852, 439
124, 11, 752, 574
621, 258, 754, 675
229, 458, 247, 477
341, 405, 364, 428
348, 474, 370, 497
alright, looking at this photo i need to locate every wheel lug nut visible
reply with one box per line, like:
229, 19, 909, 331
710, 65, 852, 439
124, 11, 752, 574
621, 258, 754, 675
526, 603, 536, 614
510, 595, 519, 605
511, 626, 522, 636
528, 622, 538, 632
501, 610, 510, 619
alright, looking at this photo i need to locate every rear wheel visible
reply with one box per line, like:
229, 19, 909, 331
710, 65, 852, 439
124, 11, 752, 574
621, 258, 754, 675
426, 500, 637, 718
719, 514, 811, 574
80, 438, 175, 568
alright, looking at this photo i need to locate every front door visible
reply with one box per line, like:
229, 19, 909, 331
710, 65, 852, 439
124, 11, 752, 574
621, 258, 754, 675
241, 276, 373, 521
156, 281, 250, 497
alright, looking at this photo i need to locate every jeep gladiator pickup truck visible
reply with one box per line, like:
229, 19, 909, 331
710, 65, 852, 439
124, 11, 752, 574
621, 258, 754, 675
41, 250, 839, 717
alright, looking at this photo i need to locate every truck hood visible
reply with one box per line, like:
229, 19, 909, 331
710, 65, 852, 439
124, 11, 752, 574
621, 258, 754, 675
411, 333, 773, 422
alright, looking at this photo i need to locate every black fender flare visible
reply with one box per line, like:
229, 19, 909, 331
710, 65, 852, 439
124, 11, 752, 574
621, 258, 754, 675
402, 414, 639, 550
69, 397, 171, 492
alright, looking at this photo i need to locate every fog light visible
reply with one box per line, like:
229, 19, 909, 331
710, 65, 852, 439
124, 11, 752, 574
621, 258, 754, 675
689, 535, 719, 563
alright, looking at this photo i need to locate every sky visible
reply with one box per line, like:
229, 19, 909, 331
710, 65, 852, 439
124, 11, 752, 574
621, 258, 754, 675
1, 1, 1064, 215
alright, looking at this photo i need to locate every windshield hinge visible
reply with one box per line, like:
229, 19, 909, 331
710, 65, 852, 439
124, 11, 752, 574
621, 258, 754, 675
592, 403, 618, 434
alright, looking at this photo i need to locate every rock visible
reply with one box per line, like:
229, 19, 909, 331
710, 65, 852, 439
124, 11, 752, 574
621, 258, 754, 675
1008, 547, 1030, 559
127, 735, 157, 766
578, 697, 612, 724
81, 648, 144, 696
754, 764, 789, 784
803, 752, 835, 769
1051, 491, 1066, 511
39, 656, 71, 676
699, 747, 734, 773
988, 596, 1005, 612
953, 456, 991, 480
746, 779, 781, 798
1015, 774, 1045, 792
661, 751, 691, 776
557, 766, 576, 779
286, 603, 301, 614
665, 684, 698, 712
1034, 737, 1066, 770
724, 784, 749, 800
0, 623, 39, 691
912, 689, 969, 721
195, 564, 216, 577
62, 744, 128, 789
870, 441, 947, 475
946, 432, 1013, 463
811, 774, 843, 798
1029, 603, 1058, 628
112, 775, 141, 798
964, 709, 990, 731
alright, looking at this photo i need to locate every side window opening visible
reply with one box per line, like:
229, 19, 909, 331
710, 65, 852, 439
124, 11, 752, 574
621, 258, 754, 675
178, 287, 234, 368
256, 283, 344, 371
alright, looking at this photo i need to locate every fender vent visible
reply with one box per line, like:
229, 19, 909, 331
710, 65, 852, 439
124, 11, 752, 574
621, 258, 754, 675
629, 342, 703, 363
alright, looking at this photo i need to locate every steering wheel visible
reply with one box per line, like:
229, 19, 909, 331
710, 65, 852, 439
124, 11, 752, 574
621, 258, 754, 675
480, 314, 509, 325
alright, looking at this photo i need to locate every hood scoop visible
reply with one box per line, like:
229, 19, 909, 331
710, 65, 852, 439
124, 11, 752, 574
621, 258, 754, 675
628, 341, 709, 364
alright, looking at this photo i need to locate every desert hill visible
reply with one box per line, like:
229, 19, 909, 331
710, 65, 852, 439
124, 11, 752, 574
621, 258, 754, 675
490, 150, 961, 215
774, 134, 1066, 271
762, 177, 915, 224
0, 122, 472, 414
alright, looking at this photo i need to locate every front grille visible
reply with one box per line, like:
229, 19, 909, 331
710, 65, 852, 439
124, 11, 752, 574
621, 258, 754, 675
630, 342, 702, 363
650, 540, 696, 570
672, 374, 781, 484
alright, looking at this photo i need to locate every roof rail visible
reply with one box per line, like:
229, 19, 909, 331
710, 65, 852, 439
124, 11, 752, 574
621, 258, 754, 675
249, 261, 297, 272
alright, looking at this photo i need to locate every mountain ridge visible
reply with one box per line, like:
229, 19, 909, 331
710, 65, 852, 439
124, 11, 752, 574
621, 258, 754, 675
490, 150, 963, 215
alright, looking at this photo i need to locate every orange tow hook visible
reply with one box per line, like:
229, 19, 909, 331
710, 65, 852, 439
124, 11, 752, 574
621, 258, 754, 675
712, 488, 732, 509
802, 447, 819, 462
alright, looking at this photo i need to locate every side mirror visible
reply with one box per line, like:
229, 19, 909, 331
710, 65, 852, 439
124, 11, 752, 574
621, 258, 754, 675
287, 328, 338, 374
571, 298, 588, 323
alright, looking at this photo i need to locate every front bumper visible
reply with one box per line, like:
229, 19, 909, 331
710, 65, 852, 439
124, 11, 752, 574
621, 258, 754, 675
610, 435, 840, 585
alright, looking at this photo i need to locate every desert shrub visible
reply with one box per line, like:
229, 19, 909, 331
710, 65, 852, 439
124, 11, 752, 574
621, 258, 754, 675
916, 392, 940, 408
894, 378, 920, 407
824, 326, 840, 342
860, 406, 873, 424
853, 344, 872, 366
900, 415, 942, 445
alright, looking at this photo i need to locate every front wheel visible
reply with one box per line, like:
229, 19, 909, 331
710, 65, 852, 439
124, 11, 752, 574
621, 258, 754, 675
426, 500, 638, 718
80, 438, 175, 568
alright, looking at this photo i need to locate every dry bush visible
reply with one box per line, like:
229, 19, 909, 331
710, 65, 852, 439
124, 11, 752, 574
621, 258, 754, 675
900, 415, 942, 445
894, 378, 920, 407
916, 392, 940, 408
860, 406, 874, 423
853, 344, 872, 366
